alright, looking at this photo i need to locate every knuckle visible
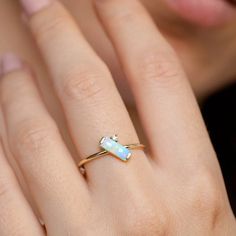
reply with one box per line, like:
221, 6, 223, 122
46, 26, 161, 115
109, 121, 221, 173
32, 12, 68, 44
61, 66, 107, 103
13, 118, 58, 155
113, 8, 142, 25
138, 51, 182, 86
121, 201, 168, 235
187, 168, 224, 225
101, 3, 143, 25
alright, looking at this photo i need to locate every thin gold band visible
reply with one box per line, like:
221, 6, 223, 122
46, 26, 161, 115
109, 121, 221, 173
78, 143, 145, 170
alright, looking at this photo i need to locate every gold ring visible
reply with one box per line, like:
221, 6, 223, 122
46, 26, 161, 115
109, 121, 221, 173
78, 135, 145, 173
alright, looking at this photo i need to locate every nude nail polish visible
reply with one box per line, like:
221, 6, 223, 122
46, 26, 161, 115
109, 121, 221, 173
1, 53, 23, 75
19, 0, 51, 16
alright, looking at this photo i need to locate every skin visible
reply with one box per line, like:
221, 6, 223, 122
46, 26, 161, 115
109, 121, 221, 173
1, 0, 236, 144
0, 0, 236, 235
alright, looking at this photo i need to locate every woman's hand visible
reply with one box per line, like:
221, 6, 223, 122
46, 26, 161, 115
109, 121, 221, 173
0, 0, 235, 235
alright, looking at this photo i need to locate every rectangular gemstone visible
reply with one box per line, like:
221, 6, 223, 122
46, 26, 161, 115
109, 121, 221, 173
100, 137, 131, 161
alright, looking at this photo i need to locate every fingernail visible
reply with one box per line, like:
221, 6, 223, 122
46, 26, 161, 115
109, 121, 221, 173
19, 0, 51, 16
1, 53, 23, 75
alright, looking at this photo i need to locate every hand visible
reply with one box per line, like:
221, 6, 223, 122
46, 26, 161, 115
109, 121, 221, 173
0, 0, 235, 235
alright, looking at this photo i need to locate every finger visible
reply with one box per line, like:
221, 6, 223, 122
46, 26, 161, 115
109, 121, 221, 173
19, 0, 153, 187
0, 109, 44, 229
0, 54, 90, 235
94, 0, 218, 170
0, 140, 44, 236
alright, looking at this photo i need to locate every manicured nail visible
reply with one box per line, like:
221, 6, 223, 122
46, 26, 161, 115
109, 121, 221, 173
19, 0, 51, 16
1, 53, 23, 75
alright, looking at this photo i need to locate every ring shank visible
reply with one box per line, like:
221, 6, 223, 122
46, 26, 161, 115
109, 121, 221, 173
78, 143, 145, 170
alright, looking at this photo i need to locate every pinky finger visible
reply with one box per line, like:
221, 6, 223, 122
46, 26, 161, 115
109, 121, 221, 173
0, 140, 44, 236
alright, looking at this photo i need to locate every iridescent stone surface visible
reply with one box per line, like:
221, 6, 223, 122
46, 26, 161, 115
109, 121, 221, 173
100, 137, 131, 161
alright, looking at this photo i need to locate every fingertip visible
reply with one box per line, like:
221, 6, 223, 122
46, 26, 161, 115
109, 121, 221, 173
19, 0, 52, 16
0, 53, 23, 76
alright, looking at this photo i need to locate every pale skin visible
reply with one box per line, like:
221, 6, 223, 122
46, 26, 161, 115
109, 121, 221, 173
0, 0, 236, 235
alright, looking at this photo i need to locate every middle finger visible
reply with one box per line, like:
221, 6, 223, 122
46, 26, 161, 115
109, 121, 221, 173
19, 0, 154, 189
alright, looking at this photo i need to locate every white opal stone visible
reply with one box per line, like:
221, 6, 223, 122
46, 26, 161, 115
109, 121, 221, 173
100, 137, 131, 161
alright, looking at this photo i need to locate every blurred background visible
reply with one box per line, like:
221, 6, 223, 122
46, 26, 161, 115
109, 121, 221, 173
202, 83, 236, 216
